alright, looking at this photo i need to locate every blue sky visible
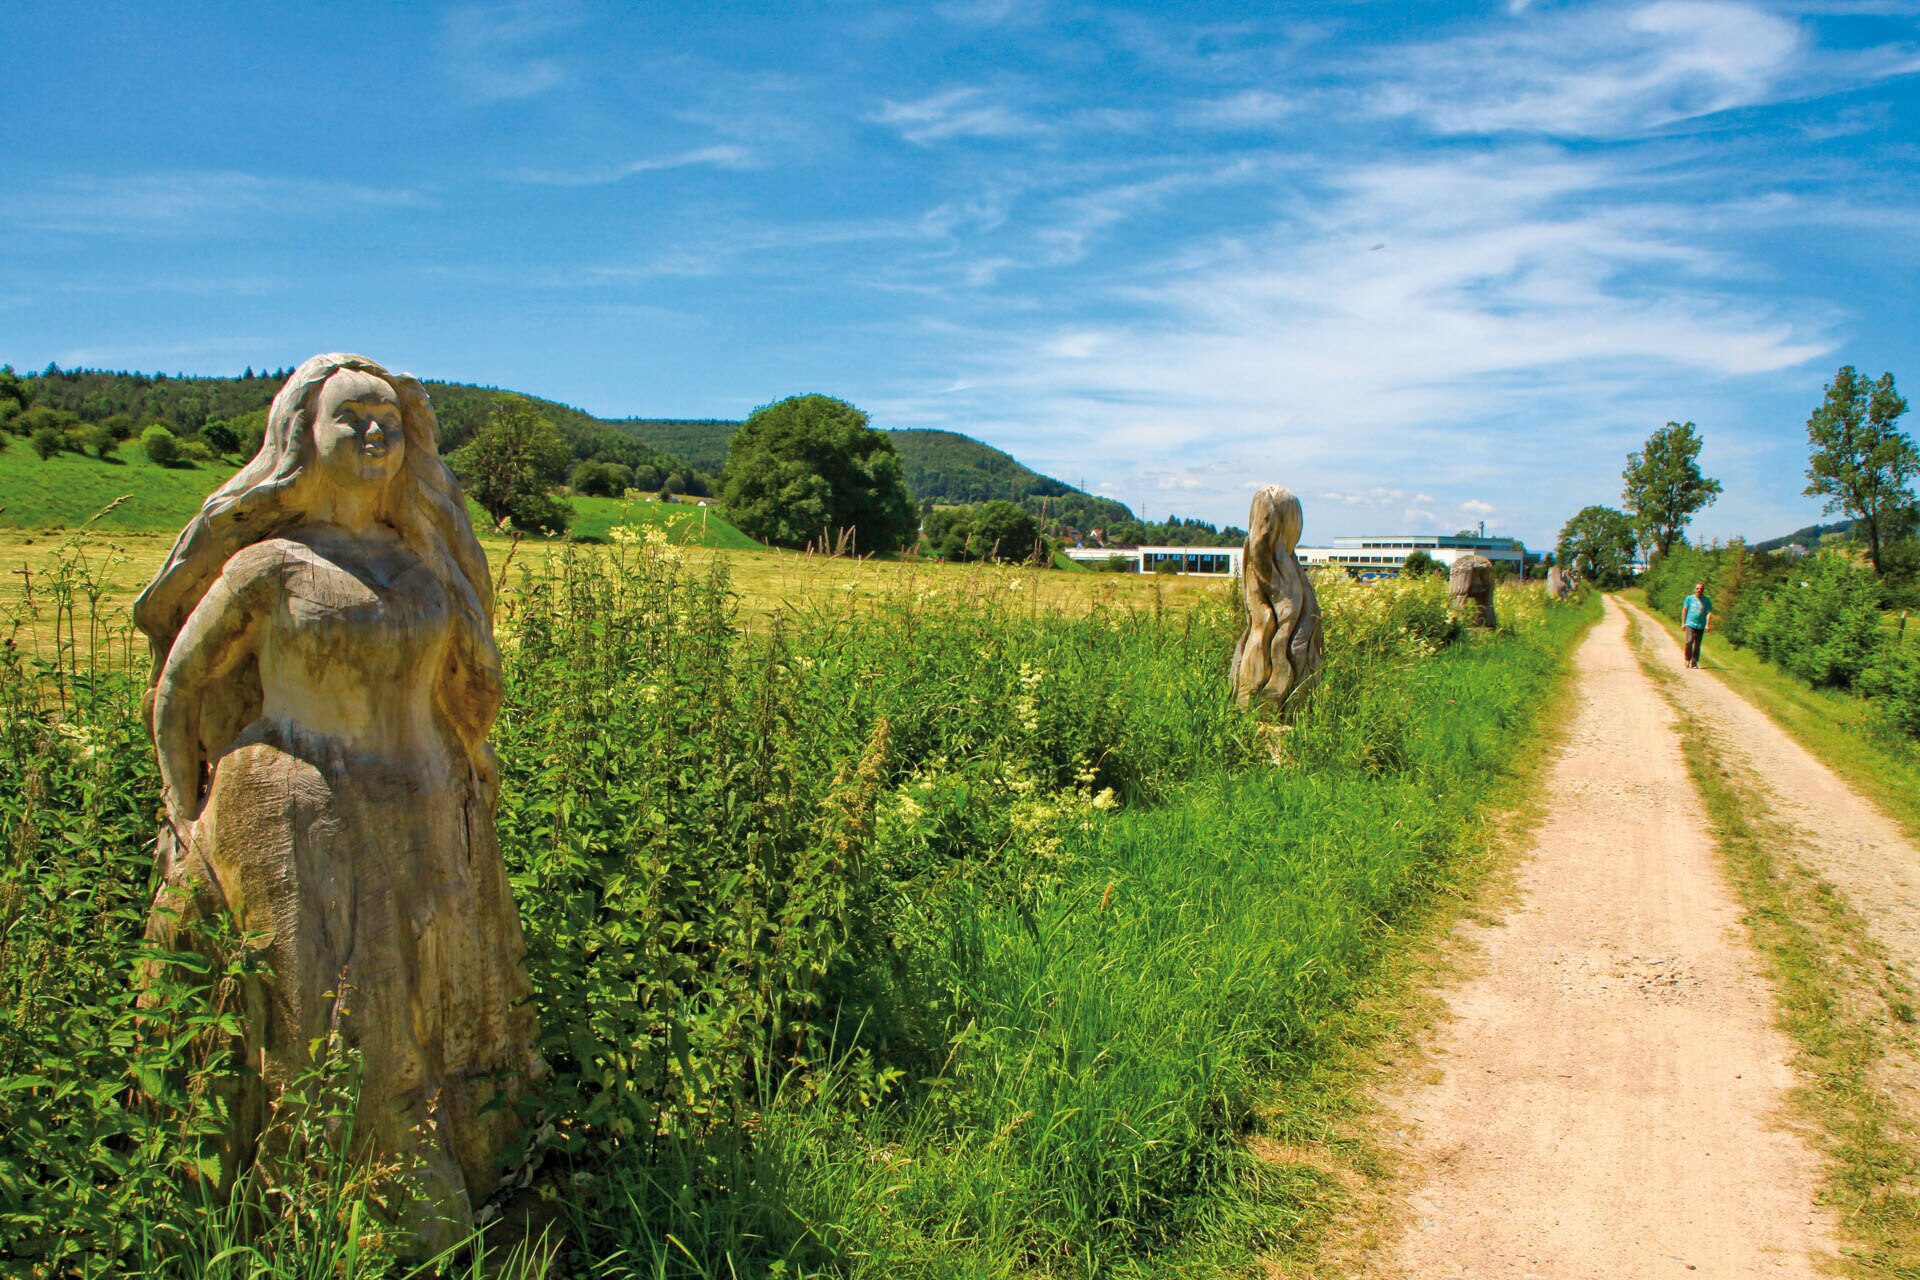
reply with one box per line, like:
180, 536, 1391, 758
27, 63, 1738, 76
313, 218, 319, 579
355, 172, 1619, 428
4, 1, 1918, 548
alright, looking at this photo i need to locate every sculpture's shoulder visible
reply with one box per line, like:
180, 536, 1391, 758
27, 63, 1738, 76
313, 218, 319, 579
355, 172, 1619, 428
216, 538, 304, 603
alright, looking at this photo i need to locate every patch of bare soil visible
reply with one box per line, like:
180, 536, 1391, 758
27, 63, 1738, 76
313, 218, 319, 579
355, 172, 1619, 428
1366, 597, 1837, 1278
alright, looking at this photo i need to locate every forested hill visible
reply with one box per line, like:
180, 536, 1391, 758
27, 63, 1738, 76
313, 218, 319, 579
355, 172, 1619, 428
19, 365, 702, 486
13, 364, 1241, 543
616, 420, 1140, 530
1753, 519, 1853, 553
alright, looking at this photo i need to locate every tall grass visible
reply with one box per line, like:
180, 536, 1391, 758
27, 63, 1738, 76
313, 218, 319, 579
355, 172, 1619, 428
0, 537, 1592, 1278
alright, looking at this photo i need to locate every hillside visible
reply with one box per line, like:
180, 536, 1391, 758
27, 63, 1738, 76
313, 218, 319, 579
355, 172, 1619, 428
20, 366, 706, 492
616, 420, 1148, 534
1753, 519, 1853, 554
10, 365, 1241, 545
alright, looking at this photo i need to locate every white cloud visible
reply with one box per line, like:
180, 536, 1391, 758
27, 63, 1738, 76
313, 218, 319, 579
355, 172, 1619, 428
874, 141, 1831, 540
0, 172, 422, 235
440, 1, 584, 102
512, 145, 755, 186
1321, 487, 1407, 506
1186, 89, 1295, 127
1462, 498, 1498, 516
872, 88, 1040, 143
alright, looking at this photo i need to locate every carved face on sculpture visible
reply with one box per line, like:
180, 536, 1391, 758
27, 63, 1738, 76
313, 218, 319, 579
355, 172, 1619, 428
313, 368, 406, 493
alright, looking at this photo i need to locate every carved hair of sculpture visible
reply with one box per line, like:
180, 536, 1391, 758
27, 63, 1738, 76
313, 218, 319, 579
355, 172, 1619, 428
1231, 485, 1324, 711
135, 353, 501, 815
132, 354, 534, 1248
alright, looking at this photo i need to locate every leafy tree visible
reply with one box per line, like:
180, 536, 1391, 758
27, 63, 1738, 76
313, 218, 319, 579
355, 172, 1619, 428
448, 398, 573, 536
31, 425, 64, 459
1557, 505, 1638, 587
201, 418, 240, 456
569, 459, 634, 497
0, 365, 29, 425
76, 422, 118, 458
933, 501, 1043, 563
1401, 549, 1442, 578
141, 423, 180, 466
1622, 421, 1721, 556
1804, 365, 1917, 575
720, 395, 916, 554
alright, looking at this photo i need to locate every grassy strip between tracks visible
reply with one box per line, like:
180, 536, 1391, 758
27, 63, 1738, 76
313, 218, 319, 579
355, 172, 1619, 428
1625, 587, 1920, 845
1627, 607, 1920, 1278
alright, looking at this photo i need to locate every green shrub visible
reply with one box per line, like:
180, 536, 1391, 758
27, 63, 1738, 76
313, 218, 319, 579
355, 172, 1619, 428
30, 425, 63, 459
1746, 552, 1885, 688
140, 423, 180, 466
1861, 642, 1920, 740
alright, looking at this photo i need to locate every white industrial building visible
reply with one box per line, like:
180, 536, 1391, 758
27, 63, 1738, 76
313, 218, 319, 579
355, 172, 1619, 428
1061, 545, 1244, 575
1065, 533, 1527, 579
1295, 534, 1527, 577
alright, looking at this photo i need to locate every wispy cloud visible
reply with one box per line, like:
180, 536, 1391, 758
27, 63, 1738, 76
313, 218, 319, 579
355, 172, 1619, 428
1321, 487, 1408, 506
512, 145, 755, 186
1185, 89, 1295, 127
0, 171, 423, 235
872, 88, 1040, 143
1368, 1, 1920, 139
440, 1, 585, 102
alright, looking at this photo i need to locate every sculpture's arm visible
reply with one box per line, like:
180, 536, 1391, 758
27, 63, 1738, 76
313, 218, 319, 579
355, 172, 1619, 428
154, 566, 267, 825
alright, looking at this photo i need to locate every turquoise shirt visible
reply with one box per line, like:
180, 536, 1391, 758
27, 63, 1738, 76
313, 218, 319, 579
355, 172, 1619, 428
1682, 594, 1712, 629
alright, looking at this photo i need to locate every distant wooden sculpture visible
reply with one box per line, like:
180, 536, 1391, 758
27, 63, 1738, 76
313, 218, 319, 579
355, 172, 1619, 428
1231, 485, 1323, 711
1449, 553, 1497, 627
135, 354, 541, 1247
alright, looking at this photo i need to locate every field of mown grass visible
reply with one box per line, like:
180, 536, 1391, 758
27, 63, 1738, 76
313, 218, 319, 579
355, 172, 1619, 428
1, 527, 1596, 1278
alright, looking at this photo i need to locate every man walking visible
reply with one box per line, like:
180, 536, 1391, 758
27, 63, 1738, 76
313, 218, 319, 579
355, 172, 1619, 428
1681, 581, 1712, 669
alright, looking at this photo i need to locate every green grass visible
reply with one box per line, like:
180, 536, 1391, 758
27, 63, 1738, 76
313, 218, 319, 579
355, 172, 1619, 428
1625, 608, 1920, 1277
0, 439, 243, 530
1624, 587, 1920, 841
2, 550, 1595, 1277
563, 493, 760, 548
0, 438, 759, 549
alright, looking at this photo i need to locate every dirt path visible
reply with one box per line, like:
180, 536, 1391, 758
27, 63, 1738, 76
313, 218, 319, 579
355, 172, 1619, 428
1374, 596, 1836, 1279
1619, 595, 1920, 992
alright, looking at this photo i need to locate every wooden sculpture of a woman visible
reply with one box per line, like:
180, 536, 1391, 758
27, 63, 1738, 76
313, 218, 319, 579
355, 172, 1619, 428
134, 354, 540, 1245
1230, 484, 1324, 711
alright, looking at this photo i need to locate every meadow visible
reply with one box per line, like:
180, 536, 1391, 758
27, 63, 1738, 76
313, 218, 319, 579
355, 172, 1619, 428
0, 528, 1594, 1278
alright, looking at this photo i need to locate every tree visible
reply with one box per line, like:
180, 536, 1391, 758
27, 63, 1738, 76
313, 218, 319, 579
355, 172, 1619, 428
141, 423, 180, 466
934, 500, 1042, 563
1804, 365, 1917, 575
1401, 549, 1442, 578
569, 459, 633, 497
720, 395, 916, 554
448, 398, 573, 536
76, 422, 119, 458
1622, 421, 1721, 556
1557, 505, 1638, 587
202, 418, 240, 456
31, 425, 64, 459
0, 365, 29, 425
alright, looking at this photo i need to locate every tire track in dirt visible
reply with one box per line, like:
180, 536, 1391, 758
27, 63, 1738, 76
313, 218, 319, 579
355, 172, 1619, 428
1620, 595, 1920, 994
1372, 596, 1836, 1279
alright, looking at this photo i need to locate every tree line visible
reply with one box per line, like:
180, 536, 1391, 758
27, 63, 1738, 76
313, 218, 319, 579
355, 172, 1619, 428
2, 364, 1245, 563
1558, 364, 1918, 594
